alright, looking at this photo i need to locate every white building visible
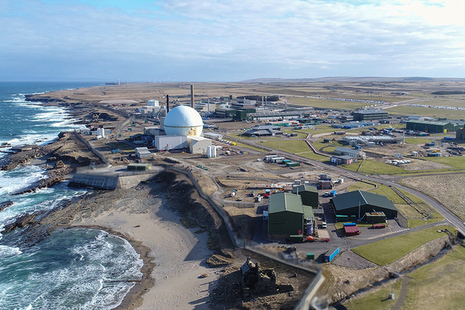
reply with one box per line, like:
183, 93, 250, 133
188, 136, 212, 154
155, 135, 188, 151
147, 100, 159, 107
135, 147, 152, 158
334, 147, 366, 159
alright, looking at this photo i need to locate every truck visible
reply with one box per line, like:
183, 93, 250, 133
325, 246, 340, 262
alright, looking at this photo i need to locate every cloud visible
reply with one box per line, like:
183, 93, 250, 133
1, 0, 464, 81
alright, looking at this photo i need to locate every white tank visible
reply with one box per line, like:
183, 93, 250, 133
163, 106, 203, 137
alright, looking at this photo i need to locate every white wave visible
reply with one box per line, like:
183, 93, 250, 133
0, 165, 46, 195
0, 245, 22, 258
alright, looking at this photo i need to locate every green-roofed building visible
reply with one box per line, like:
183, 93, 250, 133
406, 121, 455, 133
331, 190, 398, 219
268, 192, 305, 238
292, 185, 319, 208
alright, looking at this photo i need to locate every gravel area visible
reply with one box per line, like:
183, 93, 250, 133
332, 250, 376, 269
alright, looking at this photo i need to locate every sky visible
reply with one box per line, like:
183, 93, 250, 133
1, 0, 465, 82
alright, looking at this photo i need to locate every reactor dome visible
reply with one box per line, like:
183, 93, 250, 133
163, 105, 203, 137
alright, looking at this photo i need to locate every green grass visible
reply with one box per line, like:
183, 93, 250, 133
352, 226, 454, 266
298, 152, 330, 161
342, 159, 407, 175
403, 137, 434, 144
346, 181, 377, 192
231, 141, 268, 153
402, 246, 465, 310
260, 139, 310, 153
425, 156, 465, 170
343, 279, 401, 310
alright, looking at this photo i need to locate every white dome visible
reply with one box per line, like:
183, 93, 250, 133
164, 105, 203, 137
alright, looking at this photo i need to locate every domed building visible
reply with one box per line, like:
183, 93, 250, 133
163, 105, 203, 137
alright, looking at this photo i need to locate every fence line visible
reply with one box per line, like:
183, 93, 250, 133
73, 130, 110, 166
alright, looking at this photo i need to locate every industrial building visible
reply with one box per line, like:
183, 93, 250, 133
333, 147, 366, 159
352, 109, 388, 121
330, 155, 357, 165
187, 136, 212, 154
155, 135, 188, 151
456, 127, 465, 140
268, 193, 314, 239
331, 190, 398, 219
406, 121, 455, 133
244, 125, 282, 137
343, 135, 398, 146
135, 147, 151, 159
292, 185, 319, 208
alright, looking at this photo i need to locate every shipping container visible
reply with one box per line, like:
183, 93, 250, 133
325, 247, 340, 262
306, 253, 315, 260
344, 225, 360, 236
286, 162, 301, 167
343, 222, 356, 227
372, 224, 386, 229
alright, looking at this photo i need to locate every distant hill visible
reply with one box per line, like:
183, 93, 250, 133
241, 77, 465, 83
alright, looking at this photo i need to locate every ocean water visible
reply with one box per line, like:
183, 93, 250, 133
0, 82, 143, 309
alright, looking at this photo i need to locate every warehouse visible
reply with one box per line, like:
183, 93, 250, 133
292, 185, 319, 208
268, 193, 314, 239
406, 121, 455, 133
331, 190, 398, 219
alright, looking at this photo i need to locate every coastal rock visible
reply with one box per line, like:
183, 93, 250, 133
1, 212, 43, 234
0, 200, 14, 212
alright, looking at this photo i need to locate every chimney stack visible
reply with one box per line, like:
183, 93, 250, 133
190, 84, 194, 108
166, 95, 170, 113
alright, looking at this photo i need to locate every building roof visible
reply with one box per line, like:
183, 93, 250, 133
331, 155, 355, 160
331, 190, 397, 212
292, 185, 318, 194
334, 147, 360, 154
269, 192, 304, 214
303, 205, 314, 219
353, 109, 388, 114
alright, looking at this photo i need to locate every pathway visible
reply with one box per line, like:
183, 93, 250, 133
391, 276, 411, 310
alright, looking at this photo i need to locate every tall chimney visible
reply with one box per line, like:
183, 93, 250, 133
190, 84, 194, 108
166, 95, 170, 113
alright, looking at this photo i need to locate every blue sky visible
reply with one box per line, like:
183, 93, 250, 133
1, 0, 464, 82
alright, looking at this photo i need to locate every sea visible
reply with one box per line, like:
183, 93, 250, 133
0, 82, 143, 309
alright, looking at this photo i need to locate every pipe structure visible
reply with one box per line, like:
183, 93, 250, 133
166, 94, 170, 113
190, 84, 194, 108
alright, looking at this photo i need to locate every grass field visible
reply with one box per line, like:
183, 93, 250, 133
386, 105, 465, 119
425, 156, 465, 170
343, 279, 401, 310
346, 181, 377, 192
352, 226, 454, 266
343, 159, 407, 175
402, 245, 465, 310
260, 139, 310, 153
345, 245, 465, 310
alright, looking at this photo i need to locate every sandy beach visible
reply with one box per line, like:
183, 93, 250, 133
44, 171, 222, 310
